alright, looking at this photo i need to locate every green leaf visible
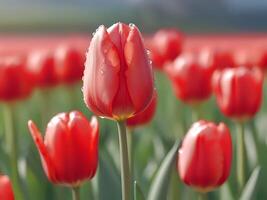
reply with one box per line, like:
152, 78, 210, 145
240, 166, 261, 200
219, 182, 234, 200
97, 149, 121, 200
147, 140, 180, 200
134, 181, 145, 200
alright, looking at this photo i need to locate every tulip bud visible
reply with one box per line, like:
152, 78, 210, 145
0, 55, 35, 101
147, 28, 183, 69
28, 111, 99, 186
165, 52, 214, 104
213, 67, 263, 121
27, 50, 58, 88
0, 175, 14, 200
55, 45, 85, 84
257, 49, 267, 71
126, 90, 157, 127
213, 49, 235, 70
83, 22, 154, 121
178, 120, 232, 193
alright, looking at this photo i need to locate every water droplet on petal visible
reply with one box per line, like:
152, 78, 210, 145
129, 23, 135, 28
100, 69, 104, 75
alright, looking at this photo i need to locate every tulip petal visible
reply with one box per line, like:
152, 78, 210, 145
83, 25, 120, 117
217, 123, 232, 185
124, 24, 154, 113
107, 23, 136, 119
28, 120, 56, 183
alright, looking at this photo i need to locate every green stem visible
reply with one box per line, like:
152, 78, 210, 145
126, 128, 134, 177
117, 121, 131, 200
237, 122, 245, 191
198, 192, 207, 200
3, 104, 22, 199
180, 102, 187, 135
71, 187, 80, 200
250, 120, 260, 163
191, 103, 202, 122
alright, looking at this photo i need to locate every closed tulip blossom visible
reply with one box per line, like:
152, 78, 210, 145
213, 49, 235, 70
83, 22, 154, 121
55, 45, 84, 84
0, 56, 35, 101
27, 50, 58, 88
178, 120, 232, 193
213, 67, 263, 121
83, 22, 154, 200
147, 28, 183, 69
0, 175, 14, 200
28, 111, 99, 193
165, 52, 214, 104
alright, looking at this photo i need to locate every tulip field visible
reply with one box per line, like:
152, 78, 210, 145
1, 23, 267, 200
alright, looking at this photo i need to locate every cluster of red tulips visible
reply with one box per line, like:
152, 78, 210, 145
0, 35, 88, 102
0, 22, 266, 200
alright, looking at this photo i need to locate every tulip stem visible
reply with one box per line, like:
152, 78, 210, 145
249, 120, 260, 163
191, 103, 202, 122
198, 192, 207, 200
3, 103, 23, 199
127, 128, 134, 176
71, 186, 80, 200
237, 122, 245, 191
117, 120, 131, 200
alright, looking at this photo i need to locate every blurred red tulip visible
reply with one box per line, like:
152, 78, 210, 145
165, 52, 214, 104
0, 175, 14, 200
0, 55, 35, 101
178, 120, 232, 193
147, 28, 183, 69
55, 45, 85, 84
213, 49, 235, 70
126, 90, 157, 127
213, 67, 263, 120
83, 22, 154, 121
257, 49, 267, 71
27, 50, 58, 88
28, 111, 99, 186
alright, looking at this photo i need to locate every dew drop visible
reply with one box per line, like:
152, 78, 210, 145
129, 23, 135, 28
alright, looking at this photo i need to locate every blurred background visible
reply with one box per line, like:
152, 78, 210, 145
1, 0, 267, 33
0, 1, 267, 200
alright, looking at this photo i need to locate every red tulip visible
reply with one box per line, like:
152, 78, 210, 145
55, 45, 85, 84
0, 175, 14, 200
0, 55, 35, 101
178, 120, 232, 193
257, 49, 267, 71
148, 28, 183, 69
126, 90, 157, 127
27, 50, 58, 88
28, 111, 99, 186
213, 67, 263, 120
213, 49, 235, 70
83, 22, 154, 121
165, 52, 214, 104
